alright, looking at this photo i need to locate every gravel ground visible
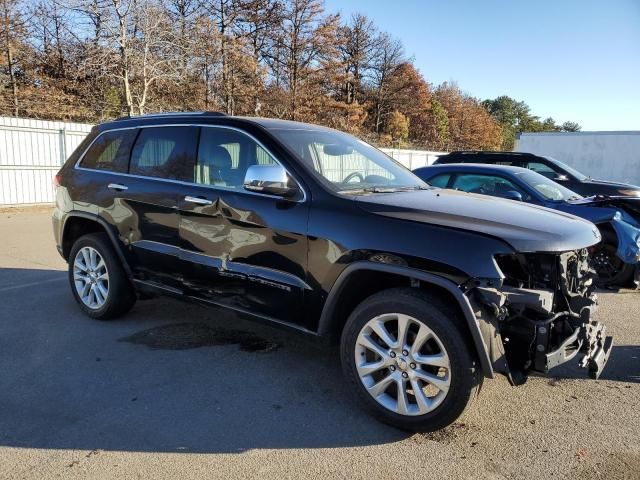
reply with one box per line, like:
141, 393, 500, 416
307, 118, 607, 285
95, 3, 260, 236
0, 208, 638, 479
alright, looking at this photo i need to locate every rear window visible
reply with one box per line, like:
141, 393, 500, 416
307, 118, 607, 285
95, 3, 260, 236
80, 130, 137, 173
130, 126, 197, 180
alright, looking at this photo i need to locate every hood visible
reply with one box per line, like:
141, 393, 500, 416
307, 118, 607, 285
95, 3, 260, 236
355, 189, 601, 253
579, 178, 640, 196
567, 196, 640, 226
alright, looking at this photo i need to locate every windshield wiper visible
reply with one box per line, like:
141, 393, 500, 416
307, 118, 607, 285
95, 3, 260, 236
362, 185, 428, 193
338, 185, 428, 195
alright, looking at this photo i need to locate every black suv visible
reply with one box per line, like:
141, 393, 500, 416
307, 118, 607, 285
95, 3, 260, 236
434, 151, 640, 198
53, 113, 612, 431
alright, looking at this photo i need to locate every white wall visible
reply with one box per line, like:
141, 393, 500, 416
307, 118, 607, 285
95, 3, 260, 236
515, 131, 640, 186
0, 116, 443, 206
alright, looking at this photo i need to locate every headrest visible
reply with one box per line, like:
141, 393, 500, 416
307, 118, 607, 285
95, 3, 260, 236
494, 182, 512, 194
200, 145, 232, 170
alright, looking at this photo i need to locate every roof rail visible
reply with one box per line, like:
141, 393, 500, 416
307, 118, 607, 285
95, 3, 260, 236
448, 150, 537, 156
114, 111, 227, 121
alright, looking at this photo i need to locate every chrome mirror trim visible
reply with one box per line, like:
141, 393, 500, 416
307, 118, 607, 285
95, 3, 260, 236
244, 164, 300, 198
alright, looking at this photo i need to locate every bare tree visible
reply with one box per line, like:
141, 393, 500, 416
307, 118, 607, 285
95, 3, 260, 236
368, 32, 405, 134
237, 0, 281, 114
338, 12, 376, 105
0, 0, 28, 116
91, 0, 183, 115
201, 0, 245, 114
273, 0, 339, 120
167, 0, 198, 72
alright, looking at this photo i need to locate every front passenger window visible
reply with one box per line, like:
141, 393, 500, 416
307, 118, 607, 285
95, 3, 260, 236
452, 174, 530, 201
527, 162, 559, 180
195, 127, 277, 189
428, 174, 451, 188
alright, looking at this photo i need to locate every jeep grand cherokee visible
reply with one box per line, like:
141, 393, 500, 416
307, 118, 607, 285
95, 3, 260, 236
53, 112, 612, 431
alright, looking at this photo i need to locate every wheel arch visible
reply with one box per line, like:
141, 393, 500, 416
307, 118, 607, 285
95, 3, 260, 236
61, 212, 133, 279
317, 261, 494, 379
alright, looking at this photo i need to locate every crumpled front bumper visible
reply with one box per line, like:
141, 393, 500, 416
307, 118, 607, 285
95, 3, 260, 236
475, 285, 613, 381
541, 308, 614, 379
579, 321, 614, 379
610, 213, 640, 264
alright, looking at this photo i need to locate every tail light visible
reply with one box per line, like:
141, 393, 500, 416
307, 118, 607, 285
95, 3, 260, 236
53, 173, 62, 189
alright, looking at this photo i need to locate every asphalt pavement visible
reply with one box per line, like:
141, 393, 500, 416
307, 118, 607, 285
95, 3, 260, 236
0, 207, 638, 479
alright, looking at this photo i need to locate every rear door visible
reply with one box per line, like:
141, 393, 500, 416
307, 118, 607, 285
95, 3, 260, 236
177, 126, 310, 326
104, 125, 198, 291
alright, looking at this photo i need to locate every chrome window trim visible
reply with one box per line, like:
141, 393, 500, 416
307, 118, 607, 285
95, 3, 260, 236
74, 123, 308, 203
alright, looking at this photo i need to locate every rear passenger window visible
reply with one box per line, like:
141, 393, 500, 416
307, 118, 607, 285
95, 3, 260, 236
80, 130, 137, 173
130, 127, 197, 180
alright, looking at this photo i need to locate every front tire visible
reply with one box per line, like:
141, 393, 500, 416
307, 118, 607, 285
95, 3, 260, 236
593, 243, 636, 288
340, 288, 481, 431
68, 233, 136, 320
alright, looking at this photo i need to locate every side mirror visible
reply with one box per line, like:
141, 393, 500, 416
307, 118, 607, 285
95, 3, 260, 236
243, 164, 300, 198
554, 174, 569, 182
502, 190, 523, 201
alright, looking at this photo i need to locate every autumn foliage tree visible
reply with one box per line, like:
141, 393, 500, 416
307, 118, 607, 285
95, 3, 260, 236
0, 0, 577, 151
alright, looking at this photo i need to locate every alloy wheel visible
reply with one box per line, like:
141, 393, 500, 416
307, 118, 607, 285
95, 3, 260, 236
355, 313, 451, 416
73, 246, 110, 309
593, 244, 624, 281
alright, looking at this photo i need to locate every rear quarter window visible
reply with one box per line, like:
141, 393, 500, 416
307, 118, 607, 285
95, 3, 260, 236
80, 129, 137, 173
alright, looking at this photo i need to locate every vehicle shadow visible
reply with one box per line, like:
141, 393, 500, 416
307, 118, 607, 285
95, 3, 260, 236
550, 345, 640, 384
0, 267, 409, 454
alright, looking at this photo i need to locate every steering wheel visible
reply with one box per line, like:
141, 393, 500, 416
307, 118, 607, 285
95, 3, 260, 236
343, 172, 364, 183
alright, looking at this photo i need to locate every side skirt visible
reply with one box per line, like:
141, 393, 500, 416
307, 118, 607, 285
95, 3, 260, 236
132, 279, 319, 338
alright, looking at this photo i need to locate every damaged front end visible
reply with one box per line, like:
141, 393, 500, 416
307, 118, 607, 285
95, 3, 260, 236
468, 249, 613, 385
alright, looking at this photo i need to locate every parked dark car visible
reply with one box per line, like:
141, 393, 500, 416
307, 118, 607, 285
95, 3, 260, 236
53, 112, 612, 431
413, 163, 640, 288
433, 151, 640, 198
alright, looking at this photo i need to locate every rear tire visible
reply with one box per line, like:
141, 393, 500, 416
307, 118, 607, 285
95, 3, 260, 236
68, 233, 136, 320
340, 287, 481, 432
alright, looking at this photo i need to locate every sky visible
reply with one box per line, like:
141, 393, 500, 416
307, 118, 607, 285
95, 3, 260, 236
323, 0, 640, 131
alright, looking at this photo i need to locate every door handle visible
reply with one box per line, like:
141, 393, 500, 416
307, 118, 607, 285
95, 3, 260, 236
107, 183, 128, 191
185, 195, 213, 206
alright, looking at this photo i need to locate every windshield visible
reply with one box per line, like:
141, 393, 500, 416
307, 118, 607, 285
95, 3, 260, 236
270, 128, 427, 193
545, 156, 588, 181
517, 171, 582, 201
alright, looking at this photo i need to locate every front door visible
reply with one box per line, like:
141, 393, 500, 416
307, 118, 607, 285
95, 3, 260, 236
178, 126, 310, 327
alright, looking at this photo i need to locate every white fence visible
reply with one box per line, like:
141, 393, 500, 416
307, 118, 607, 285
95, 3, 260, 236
0, 116, 444, 206
379, 148, 443, 170
0, 117, 92, 205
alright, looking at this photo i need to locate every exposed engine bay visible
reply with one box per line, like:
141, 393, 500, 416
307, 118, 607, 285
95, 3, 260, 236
470, 249, 613, 385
